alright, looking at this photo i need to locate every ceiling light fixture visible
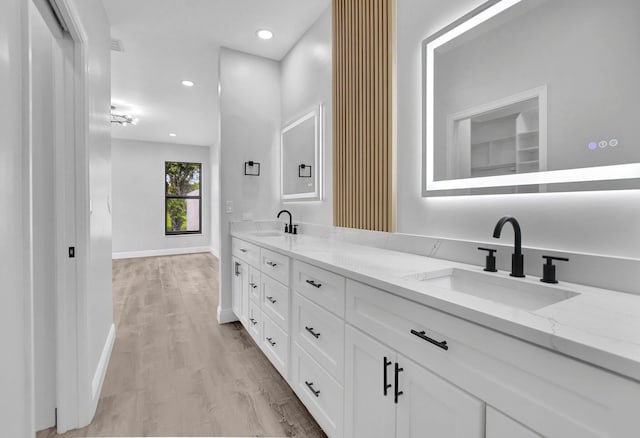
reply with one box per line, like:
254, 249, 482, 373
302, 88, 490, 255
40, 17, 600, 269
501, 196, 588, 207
181, 80, 195, 87
110, 105, 138, 126
256, 29, 273, 40
169, 133, 177, 137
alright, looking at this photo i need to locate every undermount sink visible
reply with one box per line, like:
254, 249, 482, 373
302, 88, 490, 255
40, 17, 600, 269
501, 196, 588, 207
404, 268, 579, 311
248, 230, 286, 237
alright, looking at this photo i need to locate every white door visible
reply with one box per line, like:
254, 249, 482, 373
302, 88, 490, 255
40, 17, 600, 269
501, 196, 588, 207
395, 353, 485, 438
31, 0, 70, 430
344, 325, 396, 438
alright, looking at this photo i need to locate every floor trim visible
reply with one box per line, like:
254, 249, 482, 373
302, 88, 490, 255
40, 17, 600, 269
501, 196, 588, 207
112, 247, 211, 260
91, 323, 115, 403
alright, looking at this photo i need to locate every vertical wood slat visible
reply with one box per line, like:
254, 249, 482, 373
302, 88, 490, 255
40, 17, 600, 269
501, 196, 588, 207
332, 0, 395, 231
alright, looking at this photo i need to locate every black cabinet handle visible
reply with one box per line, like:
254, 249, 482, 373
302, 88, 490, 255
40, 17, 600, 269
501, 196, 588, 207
266, 337, 276, 346
394, 362, 404, 404
305, 279, 322, 288
249, 282, 257, 289
266, 261, 278, 267
250, 318, 257, 326
305, 381, 320, 397
410, 329, 449, 351
240, 248, 248, 253
266, 296, 277, 304
234, 262, 240, 276
305, 326, 321, 339
383, 356, 392, 396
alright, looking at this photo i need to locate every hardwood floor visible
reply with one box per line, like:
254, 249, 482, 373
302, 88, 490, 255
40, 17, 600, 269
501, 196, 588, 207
38, 253, 326, 438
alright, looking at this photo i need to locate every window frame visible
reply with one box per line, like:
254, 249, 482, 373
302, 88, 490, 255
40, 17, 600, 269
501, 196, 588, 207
164, 161, 202, 235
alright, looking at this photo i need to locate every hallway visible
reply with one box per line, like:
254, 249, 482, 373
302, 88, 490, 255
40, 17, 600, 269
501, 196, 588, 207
39, 253, 324, 437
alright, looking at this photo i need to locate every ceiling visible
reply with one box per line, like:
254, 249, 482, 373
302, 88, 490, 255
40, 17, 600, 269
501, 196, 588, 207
104, 0, 330, 147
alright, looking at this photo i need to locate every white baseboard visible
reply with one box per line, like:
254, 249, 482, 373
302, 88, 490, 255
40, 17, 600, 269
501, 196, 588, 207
91, 323, 115, 404
217, 306, 238, 324
209, 246, 220, 258
112, 246, 212, 260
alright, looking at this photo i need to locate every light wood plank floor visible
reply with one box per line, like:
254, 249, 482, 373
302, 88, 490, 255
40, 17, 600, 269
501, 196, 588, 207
38, 253, 325, 438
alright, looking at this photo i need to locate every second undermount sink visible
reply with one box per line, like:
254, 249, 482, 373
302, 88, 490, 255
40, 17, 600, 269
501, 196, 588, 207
404, 268, 579, 311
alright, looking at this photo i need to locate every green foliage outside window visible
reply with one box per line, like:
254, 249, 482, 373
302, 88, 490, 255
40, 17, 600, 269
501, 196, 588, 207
165, 162, 201, 234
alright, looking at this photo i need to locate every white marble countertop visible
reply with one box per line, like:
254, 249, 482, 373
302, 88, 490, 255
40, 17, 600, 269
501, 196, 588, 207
231, 229, 640, 382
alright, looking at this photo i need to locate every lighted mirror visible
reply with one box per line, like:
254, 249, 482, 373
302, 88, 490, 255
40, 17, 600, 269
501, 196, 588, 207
281, 105, 323, 201
423, 0, 640, 195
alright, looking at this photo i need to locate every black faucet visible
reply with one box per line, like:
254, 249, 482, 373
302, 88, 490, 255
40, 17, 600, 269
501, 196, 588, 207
277, 209, 293, 234
492, 216, 525, 278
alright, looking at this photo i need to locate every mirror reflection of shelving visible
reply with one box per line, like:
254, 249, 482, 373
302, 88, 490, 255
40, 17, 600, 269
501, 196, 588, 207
448, 93, 546, 184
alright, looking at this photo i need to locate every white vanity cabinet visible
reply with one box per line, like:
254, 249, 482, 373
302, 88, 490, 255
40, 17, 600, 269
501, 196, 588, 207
229, 234, 640, 438
346, 279, 640, 438
344, 325, 484, 438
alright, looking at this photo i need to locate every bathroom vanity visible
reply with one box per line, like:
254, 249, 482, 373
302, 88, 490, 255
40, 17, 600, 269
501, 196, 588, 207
229, 226, 640, 438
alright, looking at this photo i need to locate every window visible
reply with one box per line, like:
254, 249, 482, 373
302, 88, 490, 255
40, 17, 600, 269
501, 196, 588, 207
165, 161, 202, 235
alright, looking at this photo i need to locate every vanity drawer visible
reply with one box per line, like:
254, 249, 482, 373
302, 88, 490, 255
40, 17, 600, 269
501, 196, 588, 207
346, 279, 640, 437
292, 343, 343, 438
247, 300, 262, 344
232, 238, 260, 267
262, 314, 289, 379
292, 292, 345, 383
261, 248, 290, 286
248, 266, 261, 304
261, 274, 290, 332
293, 260, 346, 318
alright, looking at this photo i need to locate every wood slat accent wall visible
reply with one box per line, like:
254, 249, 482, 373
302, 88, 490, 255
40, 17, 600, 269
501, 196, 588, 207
332, 0, 396, 232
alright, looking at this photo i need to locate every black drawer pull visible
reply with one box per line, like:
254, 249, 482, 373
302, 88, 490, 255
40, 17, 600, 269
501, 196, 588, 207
266, 261, 278, 267
250, 318, 258, 326
249, 282, 258, 289
410, 329, 449, 351
305, 279, 322, 288
240, 248, 248, 253
305, 326, 321, 339
266, 337, 276, 346
266, 296, 277, 304
234, 262, 240, 276
305, 381, 320, 397
394, 362, 404, 404
383, 356, 392, 396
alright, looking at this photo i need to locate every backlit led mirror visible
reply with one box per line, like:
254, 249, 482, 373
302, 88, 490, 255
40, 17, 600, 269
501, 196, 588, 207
281, 105, 323, 201
423, 0, 640, 195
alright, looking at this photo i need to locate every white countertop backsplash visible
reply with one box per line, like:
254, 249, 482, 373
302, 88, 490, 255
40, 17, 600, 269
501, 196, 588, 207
230, 220, 640, 382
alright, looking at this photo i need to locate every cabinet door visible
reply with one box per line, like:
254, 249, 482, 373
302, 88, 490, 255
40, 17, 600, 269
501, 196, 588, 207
486, 407, 541, 438
345, 325, 396, 438
232, 257, 248, 325
395, 353, 484, 438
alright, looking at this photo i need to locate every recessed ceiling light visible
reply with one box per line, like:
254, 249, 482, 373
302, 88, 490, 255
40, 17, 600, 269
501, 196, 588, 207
256, 29, 273, 40
169, 133, 177, 137
181, 80, 195, 87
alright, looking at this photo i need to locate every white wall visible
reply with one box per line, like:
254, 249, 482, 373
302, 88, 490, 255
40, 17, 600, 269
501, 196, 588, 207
0, 1, 32, 436
396, 0, 640, 259
112, 138, 211, 257
210, 142, 221, 256
280, 8, 332, 224
218, 48, 281, 320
